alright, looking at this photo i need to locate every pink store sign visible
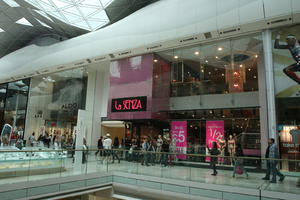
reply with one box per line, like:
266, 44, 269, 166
171, 121, 187, 160
206, 121, 224, 162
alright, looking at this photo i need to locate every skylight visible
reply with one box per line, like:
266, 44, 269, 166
0, 28, 4, 32
16, 18, 33, 26
3, 0, 20, 7
24, 0, 114, 31
36, 19, 52, 29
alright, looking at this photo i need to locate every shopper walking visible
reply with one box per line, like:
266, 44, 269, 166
141, 137, 150, 166
207, 142, 220, 176
95, 136, 103, 156
161, 138, 170, 167
103, 133, 112, 163
232, 143, 248, 178
112, 136, 120, 163
269, 138, 285, 183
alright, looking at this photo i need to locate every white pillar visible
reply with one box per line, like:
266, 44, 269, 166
262, 30, 277, 140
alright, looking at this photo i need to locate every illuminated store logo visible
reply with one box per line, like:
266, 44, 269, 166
111, 96, 147, 112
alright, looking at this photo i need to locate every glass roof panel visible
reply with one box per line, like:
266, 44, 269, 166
24, 0, 114, 31
3, 0, 20, 7
0, 28, 4, 32
16, 17, 33, 26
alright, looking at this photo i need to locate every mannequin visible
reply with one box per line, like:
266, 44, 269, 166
218, 135, 226, 165
228, 135, 236, 165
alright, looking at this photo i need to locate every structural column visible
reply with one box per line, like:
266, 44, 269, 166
262, 30, 277, 140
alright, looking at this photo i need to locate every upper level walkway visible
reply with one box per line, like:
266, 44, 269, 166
0, 148, 299, 200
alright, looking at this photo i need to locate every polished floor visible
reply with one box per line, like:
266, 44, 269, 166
0, 155, 299, 195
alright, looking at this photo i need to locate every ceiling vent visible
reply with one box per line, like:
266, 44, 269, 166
118, 51, 131, 56
57, 66, 66, 70
94, 57, 106, 61
219, 28, 241, 35
267, 17, 292, 25
74, 61, 85, 66
146, 44, 162, 50
180, 37, 197, 43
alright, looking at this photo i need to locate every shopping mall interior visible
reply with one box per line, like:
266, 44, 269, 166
0, 0, 300, 199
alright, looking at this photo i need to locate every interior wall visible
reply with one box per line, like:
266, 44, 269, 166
101, 126, 125, 144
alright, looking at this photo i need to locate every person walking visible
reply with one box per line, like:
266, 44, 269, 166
103, 133, 112, 163
207, 142, 220, 176
262, 138, 285, 183
112, 136, 120, 163
95, 136, 103, 156
232, 143, 248, 178
269, 138, 285, 183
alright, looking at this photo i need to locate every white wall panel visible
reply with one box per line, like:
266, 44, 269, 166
0, 0, 299, 82
291, 0, 300, 13
263, 0, 292, 18
239, 0, 264, 23
217, 0, 239, 28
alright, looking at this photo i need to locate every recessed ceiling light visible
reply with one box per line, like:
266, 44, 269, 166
255, 54, 258, 58
194, 51, 200, 55
221, 73, 224, 76
248, 68, 251, 71
239, 64, 243, 68
253, 76, 257, 79
201, 69, 204, 73
154, 59, 158, 63
174, 56, 178, 59
205, 60, 208, 63
215, 56, 219, 59
218, 47, 223, 51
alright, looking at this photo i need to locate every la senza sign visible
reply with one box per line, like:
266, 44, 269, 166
111, 96, 147, 112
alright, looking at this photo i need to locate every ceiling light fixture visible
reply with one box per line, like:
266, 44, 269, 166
174, 56, 178, 59
154, 59, 158, 63
218, 47, 223, 51
194, 51, 200, 55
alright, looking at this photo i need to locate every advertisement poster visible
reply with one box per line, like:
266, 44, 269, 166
273, 25, 300, 97
206, 121, 224, 162
171, 121, 187, 160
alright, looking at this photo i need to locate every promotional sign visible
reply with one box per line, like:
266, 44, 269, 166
171, 121, 187, 160
206, 121, 224, 162
111, 96, 147, 112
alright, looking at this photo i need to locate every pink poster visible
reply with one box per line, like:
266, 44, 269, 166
171, 121, 187, 160
206, 121, 224, 162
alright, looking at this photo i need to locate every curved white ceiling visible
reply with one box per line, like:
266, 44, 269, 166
24, 0, 114, 31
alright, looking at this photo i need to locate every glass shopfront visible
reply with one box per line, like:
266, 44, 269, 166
272, 24, 300, 171
25, 68, 88, 148
159, 35, 260, 97
0, 79, 30, 145
155, 34, 263, 158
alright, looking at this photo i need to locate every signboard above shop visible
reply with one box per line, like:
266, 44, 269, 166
111, 96, 147, 112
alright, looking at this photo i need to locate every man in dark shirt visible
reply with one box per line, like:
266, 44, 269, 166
262, 139, 272, 180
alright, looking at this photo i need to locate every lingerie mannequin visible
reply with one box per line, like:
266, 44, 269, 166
218, 135, 226, 165
228, 135, 236, 166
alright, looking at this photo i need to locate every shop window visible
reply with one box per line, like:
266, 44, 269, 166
158, 34, 262, 97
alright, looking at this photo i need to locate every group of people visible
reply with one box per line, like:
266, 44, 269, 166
28, 131, 74, 149
95, 133, 121, 163
207, 138, 285, 184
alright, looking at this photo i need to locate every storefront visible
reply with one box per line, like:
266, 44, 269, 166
272, 24, 300, 171
24, 68, 88, 148
105, 33, 264, 163
0, 79, 30, 145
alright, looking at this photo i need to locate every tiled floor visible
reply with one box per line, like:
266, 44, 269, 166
0, 156, 299, 195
